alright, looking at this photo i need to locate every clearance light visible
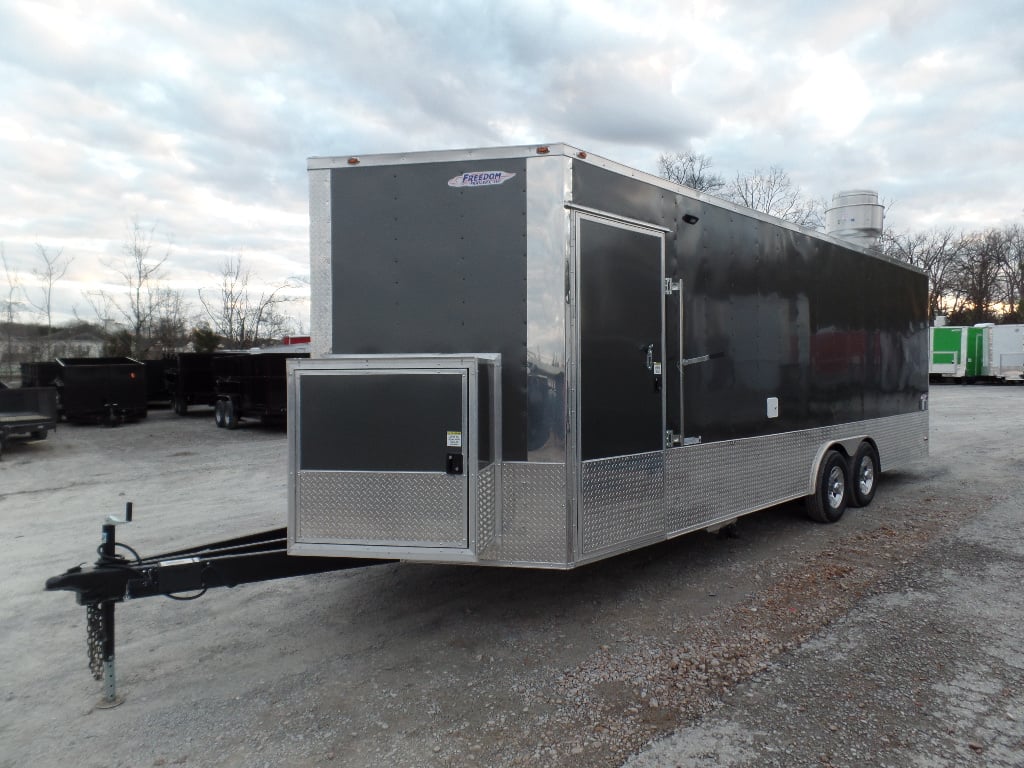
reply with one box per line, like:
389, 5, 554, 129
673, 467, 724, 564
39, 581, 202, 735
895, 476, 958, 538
577, 151, 587, 159
536, 146, 550, 154
347, 157, 360, 165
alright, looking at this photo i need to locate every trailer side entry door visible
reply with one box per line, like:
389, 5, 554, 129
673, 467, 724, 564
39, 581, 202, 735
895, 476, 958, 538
575, 213, 667, 557
577, 215, 666, 459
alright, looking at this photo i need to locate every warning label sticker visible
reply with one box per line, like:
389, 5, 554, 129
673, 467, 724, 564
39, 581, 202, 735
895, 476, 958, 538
446, 431, 463, 448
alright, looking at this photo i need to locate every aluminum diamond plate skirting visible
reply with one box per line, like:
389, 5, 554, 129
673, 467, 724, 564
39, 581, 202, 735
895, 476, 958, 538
477, 463, 498, 557
296, 471, 467, 547
497, 462, 568, 565
664, 410, 929, 536
581, 452, 664, 556
292, 412, 926, 566
873, 411, 929, 470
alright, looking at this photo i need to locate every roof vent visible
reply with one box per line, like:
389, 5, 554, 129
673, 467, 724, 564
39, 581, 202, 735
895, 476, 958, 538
825, 190, 884, 248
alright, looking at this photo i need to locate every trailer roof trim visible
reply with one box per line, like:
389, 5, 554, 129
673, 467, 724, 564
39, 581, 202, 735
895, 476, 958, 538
307, 143, 922, 273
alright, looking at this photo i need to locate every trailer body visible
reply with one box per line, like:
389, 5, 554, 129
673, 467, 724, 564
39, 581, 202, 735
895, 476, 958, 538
981, 324, 1024, 381
212, 351, 309, 428
142, 358, 172, 403
56, 357, 147, 423
929, 324, 1024, 382
0, 385, 57, 457
288, 144, 929, 568
929, 325, 984, 380
20, 361, 61, 388
167, 352, 222, 415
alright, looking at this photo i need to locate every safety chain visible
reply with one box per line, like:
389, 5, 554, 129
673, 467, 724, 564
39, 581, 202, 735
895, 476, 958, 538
86, 604, 105, 681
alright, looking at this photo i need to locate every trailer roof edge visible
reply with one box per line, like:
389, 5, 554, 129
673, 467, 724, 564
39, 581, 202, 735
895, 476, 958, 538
306, 144, 921, 273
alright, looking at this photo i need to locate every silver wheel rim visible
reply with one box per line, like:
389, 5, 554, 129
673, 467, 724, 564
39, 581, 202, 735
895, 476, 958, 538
826, 466, 845, 509
857, 460, 875, 497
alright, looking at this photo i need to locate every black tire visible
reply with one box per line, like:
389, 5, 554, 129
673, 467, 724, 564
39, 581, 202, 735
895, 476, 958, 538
848, 442, 880, 508
223, 398, 239, 430
30, 430, 47, 441
214, 399, 226, 428
806, 449, 849, 523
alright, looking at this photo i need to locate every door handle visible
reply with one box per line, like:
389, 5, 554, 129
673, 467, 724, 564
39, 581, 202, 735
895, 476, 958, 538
644, 343, 654, 371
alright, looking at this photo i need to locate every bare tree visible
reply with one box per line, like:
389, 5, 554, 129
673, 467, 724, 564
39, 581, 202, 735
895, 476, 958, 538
150, 287, 191, 354
725, 166, 825, 229
996, 224, 1024, 321
27, 244, 73, 356
656, 151, 726, 194
881, 227, 971, 320
954, 229, 1006, 325
84, 217, 183, 358
197, 254, 295, 348
1, 244, 22, 376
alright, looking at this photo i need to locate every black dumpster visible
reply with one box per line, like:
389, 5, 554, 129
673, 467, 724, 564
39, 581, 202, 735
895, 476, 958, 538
143, 358, 172, 404
20, 361, 61, 388
212, 351, 308, 428
56, 357, 147, 425
167, 352, 225, 415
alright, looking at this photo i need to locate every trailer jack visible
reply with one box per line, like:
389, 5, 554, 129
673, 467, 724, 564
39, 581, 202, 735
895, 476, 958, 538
45, 503, 393, 707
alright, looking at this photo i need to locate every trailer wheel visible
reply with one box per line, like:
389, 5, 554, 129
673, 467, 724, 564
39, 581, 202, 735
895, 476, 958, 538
848, 442, 880, 508
806, 450, 848, 523
214, 399, 226, 428
223, 399, 239, 430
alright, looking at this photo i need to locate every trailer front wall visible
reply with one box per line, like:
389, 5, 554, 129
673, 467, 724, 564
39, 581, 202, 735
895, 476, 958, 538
323, 160, 531, 461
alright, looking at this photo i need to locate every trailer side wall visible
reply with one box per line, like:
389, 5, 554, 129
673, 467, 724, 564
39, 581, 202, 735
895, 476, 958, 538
571, 161, 929, 444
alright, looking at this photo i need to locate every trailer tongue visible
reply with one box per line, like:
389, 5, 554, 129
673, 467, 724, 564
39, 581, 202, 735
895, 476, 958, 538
45, 503, 392, 706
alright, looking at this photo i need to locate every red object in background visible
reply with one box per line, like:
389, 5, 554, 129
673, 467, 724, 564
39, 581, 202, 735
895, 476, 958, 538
281, 336, 311, 346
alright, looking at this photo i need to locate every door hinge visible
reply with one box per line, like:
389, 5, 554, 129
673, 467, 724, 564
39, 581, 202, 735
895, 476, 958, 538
665, 430, 681, 448
664, 278, 681, 295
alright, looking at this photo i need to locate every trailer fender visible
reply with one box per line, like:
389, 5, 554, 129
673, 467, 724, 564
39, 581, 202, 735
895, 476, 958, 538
805, 437, 864, 497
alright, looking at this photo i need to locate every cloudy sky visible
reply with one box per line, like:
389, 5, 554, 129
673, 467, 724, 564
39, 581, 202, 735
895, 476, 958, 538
1, 0, 1021, 329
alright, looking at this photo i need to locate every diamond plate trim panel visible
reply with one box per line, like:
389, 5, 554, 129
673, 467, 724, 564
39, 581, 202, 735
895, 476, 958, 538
581, 452, 665, 555
873, 411, 929, 470
664, 411, 929, 535
478, 463, 497, 556
296, 471, 467, 547
497, 462, 568, 565
292, 412, 926, 565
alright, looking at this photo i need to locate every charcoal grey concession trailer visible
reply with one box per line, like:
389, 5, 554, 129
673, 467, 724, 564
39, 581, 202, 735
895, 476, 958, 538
47, 144, 929, 700
289, 144, 929, 566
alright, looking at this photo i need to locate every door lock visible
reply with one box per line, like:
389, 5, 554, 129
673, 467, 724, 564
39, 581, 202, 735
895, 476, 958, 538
445, 453, 464, 475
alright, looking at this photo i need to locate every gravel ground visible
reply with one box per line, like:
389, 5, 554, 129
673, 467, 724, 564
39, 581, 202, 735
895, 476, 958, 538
0, 385, 1019, 767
